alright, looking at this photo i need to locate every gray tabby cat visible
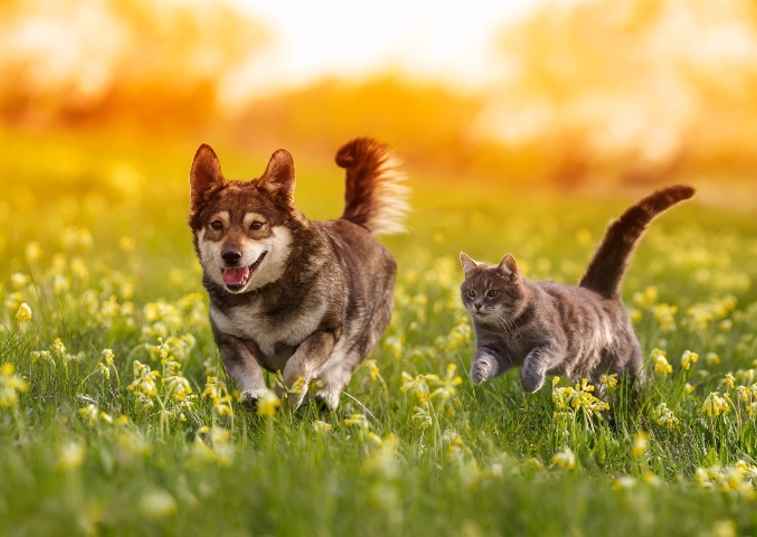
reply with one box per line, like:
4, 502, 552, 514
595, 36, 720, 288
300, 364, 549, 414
459, 185, 695, 392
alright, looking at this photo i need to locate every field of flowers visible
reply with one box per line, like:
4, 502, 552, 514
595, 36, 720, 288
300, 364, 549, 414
2, 134, 757, 536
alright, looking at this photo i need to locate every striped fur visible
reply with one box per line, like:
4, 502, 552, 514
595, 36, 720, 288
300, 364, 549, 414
337, 138, 409, 235
460, 185, 695, 394
580, 185, 695, 298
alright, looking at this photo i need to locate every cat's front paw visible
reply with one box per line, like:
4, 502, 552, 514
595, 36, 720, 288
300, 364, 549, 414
471, 359, 491, 385
520, 369, 546, 393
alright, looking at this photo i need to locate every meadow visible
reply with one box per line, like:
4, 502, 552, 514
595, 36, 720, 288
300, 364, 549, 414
2, 129, 757, 537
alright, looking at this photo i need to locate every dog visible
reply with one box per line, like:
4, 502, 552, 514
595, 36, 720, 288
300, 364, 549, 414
189, 138, 409, 411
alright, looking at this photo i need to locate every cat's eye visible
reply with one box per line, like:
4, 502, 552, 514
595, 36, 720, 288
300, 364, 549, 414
487, 290, 498, 298
210, 220, 223, 231
467, 289, 476, 297
250, 221, 264, 231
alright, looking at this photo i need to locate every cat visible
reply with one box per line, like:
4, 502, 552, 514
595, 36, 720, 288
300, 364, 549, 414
459, 185, 695, 393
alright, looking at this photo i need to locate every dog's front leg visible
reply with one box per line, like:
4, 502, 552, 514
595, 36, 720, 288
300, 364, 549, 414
279, 330, 337, 410
216, 332, 267, 410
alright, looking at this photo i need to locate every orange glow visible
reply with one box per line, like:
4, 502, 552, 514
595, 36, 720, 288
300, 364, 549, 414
1, 0, 757, 200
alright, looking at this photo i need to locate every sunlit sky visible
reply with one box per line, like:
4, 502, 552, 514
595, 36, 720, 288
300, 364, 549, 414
226, 0, 547, 99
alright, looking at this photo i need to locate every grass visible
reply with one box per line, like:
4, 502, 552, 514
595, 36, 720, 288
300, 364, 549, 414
2, 130, 757, 536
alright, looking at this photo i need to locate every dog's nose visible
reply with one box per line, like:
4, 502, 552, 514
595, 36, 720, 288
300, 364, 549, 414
221, 249, 242, 265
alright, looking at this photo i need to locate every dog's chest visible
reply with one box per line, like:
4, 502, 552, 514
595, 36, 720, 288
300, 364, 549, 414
210, 300, 326, 359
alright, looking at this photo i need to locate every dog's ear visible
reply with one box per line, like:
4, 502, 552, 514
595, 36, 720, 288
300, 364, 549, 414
190, 144, 226, 212
258, 149, 295, 205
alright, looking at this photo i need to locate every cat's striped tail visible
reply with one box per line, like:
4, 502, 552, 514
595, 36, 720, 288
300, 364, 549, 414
579, 185, 695, 298
336, 137, 409, 235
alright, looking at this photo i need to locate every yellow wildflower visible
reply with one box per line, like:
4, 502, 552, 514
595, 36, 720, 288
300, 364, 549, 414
613, 476, 637, 491
400, 372, 430, 403
600, 374, 618, 389
25, 242, 42, 263
119, 236, 135, 252
256, 389, 280, 417
101, 349, 115, 366
202, 376, 227, 402
52, 338, 67, 358
312, 421, 333, 434
365, 359, 380, 381
411, 405, 433, 429
78, 404, 99, 426
15, 303, 32, 325
57, 441, 87, 472
10, 273, 29, 290
680, 350, 699, 371
712, 521, 736, 537
651, 348, 672, 376
127, 360, 160, 398
212, 396, 233, 417
30, 350, 54, 366
631, 432, 649, 458
164, 375, 193, 401
723, 373, 736, 391
702, 391, 730, 417
653, 403, 679, 429
429, 363, 463, 405
652, 303, 677, 333
706, 352, 721, 366
274, 370, 305, 398
551, 447, 576, 470
0, 362, 29, 408
139, 489, 177, 519
632, 286, 658, 308
344, 413, 370, 431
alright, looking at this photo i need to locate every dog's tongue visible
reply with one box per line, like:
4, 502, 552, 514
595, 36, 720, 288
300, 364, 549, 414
223, 267, 249, 286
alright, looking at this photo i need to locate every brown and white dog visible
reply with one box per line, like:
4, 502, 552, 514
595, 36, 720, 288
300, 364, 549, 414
189, 138, 408, 410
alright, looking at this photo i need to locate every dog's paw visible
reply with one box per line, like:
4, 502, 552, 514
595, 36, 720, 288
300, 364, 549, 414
471, 359, 491, 385
240, 389, 265, 412
313, 389, 340, 412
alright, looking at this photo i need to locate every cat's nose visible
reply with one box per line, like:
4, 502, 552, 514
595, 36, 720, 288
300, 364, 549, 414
474, 301, 483, 311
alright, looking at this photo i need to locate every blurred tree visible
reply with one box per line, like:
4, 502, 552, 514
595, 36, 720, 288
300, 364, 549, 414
234, 76, 485, 177
490, 0, 757, 188
0, 0, 268, 130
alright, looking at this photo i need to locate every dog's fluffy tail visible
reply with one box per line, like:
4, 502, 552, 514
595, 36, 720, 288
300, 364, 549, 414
579, 185, 695, 298
336, 138, 409, 235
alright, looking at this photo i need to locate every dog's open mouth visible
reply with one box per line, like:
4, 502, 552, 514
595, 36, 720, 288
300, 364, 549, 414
223, 252, 267, 290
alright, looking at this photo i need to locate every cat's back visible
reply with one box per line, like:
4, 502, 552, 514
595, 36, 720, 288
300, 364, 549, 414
534, 280, 628, 329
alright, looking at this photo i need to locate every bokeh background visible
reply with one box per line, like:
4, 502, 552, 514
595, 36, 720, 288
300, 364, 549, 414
1, 0, 756, 276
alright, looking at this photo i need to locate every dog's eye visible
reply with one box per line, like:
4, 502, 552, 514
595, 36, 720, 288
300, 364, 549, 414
210, 220, 223, 231
250, 221, 264, 231
487, 290, 498, 298
467, 289, 476, 298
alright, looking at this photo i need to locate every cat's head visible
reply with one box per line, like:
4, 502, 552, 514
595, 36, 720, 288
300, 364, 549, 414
459, 252, 527, 320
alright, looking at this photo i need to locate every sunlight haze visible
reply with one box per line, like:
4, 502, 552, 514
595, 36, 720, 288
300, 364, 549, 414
223, 0, 546, 101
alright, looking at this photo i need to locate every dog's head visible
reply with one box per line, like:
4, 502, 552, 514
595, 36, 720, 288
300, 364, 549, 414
189, 144, 301, 294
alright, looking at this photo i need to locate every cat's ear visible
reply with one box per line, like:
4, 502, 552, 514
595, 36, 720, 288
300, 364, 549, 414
460, 252, 479, 277
498, 254, 520, 281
